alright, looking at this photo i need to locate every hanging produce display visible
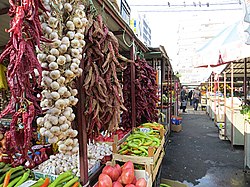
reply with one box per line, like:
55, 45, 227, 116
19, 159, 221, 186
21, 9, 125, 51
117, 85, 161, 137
122, 58, 158, 127
0, 0, 49, 165
83, 13, 130, 138
36, 0, 88, 154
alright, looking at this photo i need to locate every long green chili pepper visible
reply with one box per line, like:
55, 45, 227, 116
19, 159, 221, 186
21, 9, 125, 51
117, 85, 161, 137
13, 170, 30, 187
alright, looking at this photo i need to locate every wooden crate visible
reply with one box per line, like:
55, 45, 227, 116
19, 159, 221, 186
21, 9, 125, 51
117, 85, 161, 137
112, 130, 165, 183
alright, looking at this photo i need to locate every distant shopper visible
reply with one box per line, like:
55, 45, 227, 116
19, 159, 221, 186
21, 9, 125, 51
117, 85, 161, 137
192, 87, 201, 111
188, 89, 193, 106
180, 86, 188, 113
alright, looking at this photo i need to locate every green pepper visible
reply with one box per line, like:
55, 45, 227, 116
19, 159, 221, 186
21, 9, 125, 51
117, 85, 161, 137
160, 183, 171, 187
132, 139, 141, 145
118, 145, 128, 153
62, 177, 79, 187
131, 150, 142, 154
48, 171, 72, 187
58, 175, 74, 184
138, 147, 148, 155
0, 173, 6, 184
7, 176, 22, 187
30, 178, 44, 187
10, 170, 26, 180
0, 162, 5, 169
13, 170, 30, 187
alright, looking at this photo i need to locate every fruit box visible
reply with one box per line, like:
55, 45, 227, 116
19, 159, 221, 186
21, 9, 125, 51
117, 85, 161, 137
112, 133, 165, 183
97, 162, 153, 187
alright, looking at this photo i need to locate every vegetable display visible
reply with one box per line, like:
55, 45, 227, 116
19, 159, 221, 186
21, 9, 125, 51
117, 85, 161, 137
36, 0, 88, 154
0, 163, 33, 187
83, 13, 132, 138
95, 161, 147, 187
118, 122, 164, 156
35, 142, 111, 176
122, 58, 158, 127
0, 0, 49, 165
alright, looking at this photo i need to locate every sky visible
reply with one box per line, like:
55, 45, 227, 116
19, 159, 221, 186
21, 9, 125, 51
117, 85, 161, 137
126, 0, 245, 83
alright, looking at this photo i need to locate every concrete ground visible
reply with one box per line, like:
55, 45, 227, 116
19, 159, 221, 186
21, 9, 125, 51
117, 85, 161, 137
161, 106, 250, 187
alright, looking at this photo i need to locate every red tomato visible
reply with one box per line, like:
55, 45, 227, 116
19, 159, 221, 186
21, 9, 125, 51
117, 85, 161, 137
135, 178, 147, 187
112, 181, 123, 187
121, 168, 134, 185
98, 173, 112, 187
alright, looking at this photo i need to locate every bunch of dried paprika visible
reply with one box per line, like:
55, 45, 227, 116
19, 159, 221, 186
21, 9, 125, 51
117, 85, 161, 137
0, 0, 48, 166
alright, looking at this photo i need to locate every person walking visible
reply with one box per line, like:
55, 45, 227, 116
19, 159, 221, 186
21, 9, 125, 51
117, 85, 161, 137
192, 87, 201, 111
188, 89, 193, 106
180, 86, 188, 113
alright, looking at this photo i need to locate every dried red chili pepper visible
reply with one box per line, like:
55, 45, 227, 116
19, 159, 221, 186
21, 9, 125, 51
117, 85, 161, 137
0, 0, 48, 165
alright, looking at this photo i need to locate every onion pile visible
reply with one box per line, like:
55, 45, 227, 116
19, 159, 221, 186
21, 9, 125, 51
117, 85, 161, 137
36, 0, 88, 154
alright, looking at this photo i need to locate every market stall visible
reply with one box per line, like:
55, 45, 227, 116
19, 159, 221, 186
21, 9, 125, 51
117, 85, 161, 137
0, 0, 166, 186
144, 46, 175, 132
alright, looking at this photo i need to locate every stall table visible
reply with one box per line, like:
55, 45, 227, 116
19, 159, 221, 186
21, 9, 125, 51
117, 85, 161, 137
225, 106, 244, 145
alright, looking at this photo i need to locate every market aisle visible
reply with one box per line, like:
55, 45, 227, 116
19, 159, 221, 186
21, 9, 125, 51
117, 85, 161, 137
161, 107, 250, 187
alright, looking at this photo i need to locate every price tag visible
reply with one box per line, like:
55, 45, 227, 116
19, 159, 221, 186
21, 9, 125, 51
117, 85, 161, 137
18, 180, 37, 187
139, 128, 150, 133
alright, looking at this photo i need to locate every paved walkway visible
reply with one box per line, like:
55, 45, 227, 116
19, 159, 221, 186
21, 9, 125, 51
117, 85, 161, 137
161, 107, 250, 187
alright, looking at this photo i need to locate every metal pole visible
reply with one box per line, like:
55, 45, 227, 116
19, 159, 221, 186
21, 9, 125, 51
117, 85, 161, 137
76, 62, 89, 186
170, 68, 172, 121
231, 62, 234, 149
244, 58, 247, 104
224, 72, 227, 140
130, 40, 136, 128
161, 59, 164, 112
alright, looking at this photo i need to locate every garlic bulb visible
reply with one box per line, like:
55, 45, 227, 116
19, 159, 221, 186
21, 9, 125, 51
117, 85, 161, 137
65, 54, 72, 62
73, 17, 82, 28
59, 116, 67, 124
59, 44, 68, 54
65, 70, 74, 78
46, 55, 57, 63
55, 99, 66, 109
52, 39, 62, 48
71, 39, 80, 48
62, 37, 70, 47
64, 3, 73, 12
51, 81, 60, 90
51, 92, 60, 100
48, 17, 59, 28
66, 21, 75, 30
50, 48, 60, 56
49, 62, 58, 70
49, 32, 59, 40
50, 70, 61, 80
71, 49, 79, 57
57, 76, 66, 85
66, 31, 75, 40
57, 55, 66, 65
39, 1, 87, 154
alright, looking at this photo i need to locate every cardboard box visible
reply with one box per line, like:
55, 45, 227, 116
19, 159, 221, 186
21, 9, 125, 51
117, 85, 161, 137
171, 124, 182, 132
161, 179, 188, 187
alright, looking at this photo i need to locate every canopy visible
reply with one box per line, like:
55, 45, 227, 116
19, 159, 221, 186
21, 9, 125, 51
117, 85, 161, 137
196, 20, 250, 66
